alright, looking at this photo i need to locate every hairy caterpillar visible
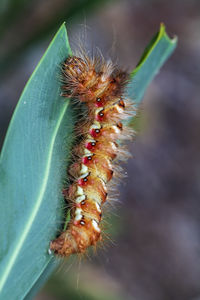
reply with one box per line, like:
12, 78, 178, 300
50, 52, 136, 256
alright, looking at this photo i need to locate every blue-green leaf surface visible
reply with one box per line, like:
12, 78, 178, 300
128, 23, 177, 103
0, 23, 74, 299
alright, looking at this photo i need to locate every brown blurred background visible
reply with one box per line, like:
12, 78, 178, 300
1, 0, 200, 299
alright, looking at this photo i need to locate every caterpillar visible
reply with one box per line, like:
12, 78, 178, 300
50, 53, 136, 256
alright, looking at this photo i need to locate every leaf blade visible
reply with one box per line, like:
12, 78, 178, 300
128, 23, 177, 103
0, 22, 74, 299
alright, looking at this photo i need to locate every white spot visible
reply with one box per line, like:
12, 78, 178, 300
75, 208, 82, 215
75, 208, 83, 221
92, 196, 102, 205
78, 172, 89, 179
107, 160, 112, 170
90, 121, 101, 131
23, 101, 27, 105
113, 126, 121, 134
116, 105, 124, 113
101, 75, 107, 82
84, 148, 91, 155
94, 121, 101, 128
95, 202, 101, 213
85, 153, 94, 158
111, 142, 117, 151
95, 107, 104, 114
92, 220, 101, 233
100, 179, 107, 192
76, 186, 84, 196
80, 164, 88, 174
76, 195, 86, 203
86, 139, 96, 143
48, 248, 52, 255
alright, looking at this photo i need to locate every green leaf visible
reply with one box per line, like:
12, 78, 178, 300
0, 22, 74, 299
128, 23, 177, 104
0, 23, 177, 299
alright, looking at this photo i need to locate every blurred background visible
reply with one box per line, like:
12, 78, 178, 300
1, 0, 200, 299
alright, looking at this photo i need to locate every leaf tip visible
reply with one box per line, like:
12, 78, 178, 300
159, 22, 178, 46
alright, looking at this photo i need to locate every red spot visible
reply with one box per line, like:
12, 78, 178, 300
78, 177, 88, 186
95, 102, 103, 107
85, 141, 96, 150
95, 115, 100, 121
78, 178, 84, 186
95, 98, 104, 107
82, 156, 92, 164
95, 112, 104, 122
82, 156, 88, 164
89, 128, 101, 138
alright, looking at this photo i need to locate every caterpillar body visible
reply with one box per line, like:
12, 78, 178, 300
50, 54, 136, 256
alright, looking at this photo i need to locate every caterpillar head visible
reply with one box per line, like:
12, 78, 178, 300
63, 56, 87, 79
